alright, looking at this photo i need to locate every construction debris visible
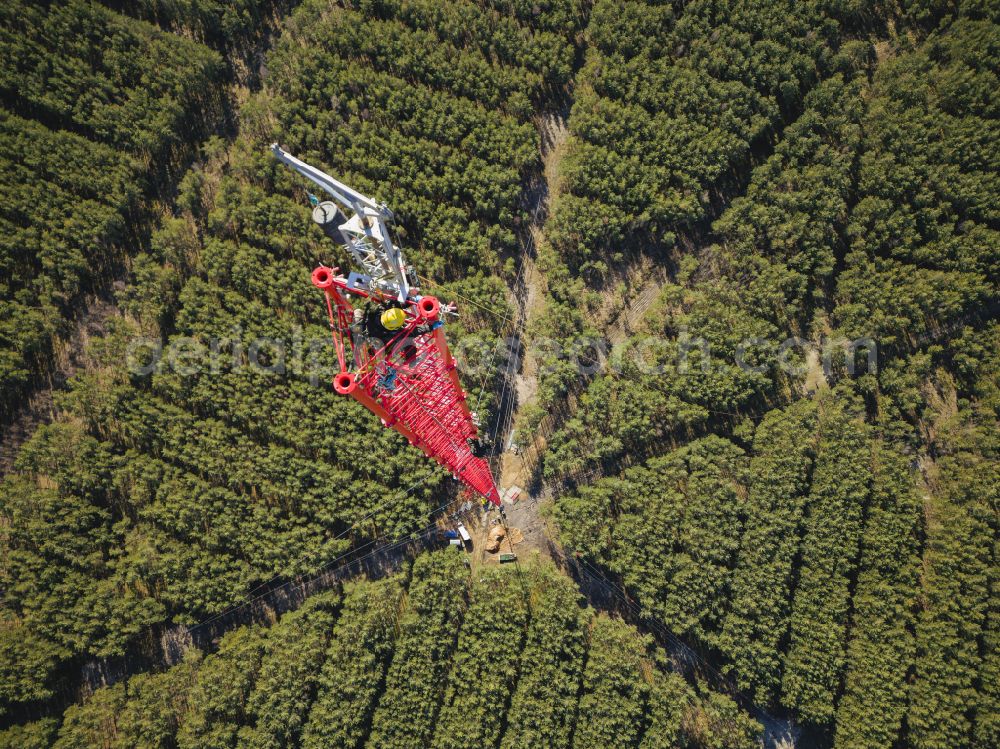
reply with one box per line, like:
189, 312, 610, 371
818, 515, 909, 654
485, 524, 524, 553
501, 486, 522, 504
486, 525, 506, 553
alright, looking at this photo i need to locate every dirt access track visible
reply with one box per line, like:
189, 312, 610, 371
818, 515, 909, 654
470, 113, 567, 567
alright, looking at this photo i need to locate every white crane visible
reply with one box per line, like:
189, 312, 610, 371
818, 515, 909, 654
270, 144, 415, 300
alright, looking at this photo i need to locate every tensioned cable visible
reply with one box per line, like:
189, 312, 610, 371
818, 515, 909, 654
489, 273, 530, 453
226, 471, 435, 604
187, 490, 464, 635
416, 273, 509, 320
414, 266, 523, 433
470, 253, 529, 419
486, 236, 533, 455
186, 470, 439, 633
476, 238, 535, 602
571, 558, 752, 738
571, 553, 781, 730
495, 291, 529, 444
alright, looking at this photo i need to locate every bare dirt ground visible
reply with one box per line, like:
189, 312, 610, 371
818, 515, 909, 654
475, 113, 567, 566
469, 112, 803, 746
477, 112, 677, 567
512, 237, 544, 411
802, 348, 829, 396
483, 256, 671, 567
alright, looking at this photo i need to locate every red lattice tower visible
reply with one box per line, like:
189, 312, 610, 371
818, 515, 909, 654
312, 266, 501, 505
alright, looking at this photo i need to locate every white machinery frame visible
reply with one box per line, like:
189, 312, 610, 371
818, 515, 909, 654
271, 144, 413, 300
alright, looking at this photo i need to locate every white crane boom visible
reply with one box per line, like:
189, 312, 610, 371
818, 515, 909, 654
270, 144, 413, 300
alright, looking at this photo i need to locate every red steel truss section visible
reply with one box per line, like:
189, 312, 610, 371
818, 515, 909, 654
311, 266, 501, 505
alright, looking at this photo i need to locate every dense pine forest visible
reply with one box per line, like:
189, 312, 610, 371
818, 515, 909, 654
2, 557, 761, 749
1, 1, 997, 748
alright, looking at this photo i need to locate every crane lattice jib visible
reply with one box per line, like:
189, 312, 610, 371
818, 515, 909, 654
271, 144, 501, 505
313, 267, 501, 505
